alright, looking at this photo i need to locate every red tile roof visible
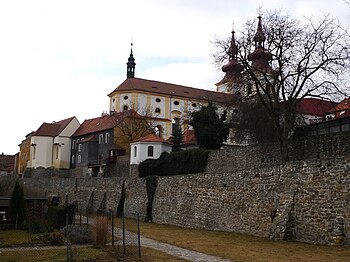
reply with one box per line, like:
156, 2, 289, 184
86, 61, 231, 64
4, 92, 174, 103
108, 77, 237, 104
328, 97, 350, 119
296, 98, 337, 116
132, 134, 173, 145
73, 110, 143, 137
34, 117, 75, 137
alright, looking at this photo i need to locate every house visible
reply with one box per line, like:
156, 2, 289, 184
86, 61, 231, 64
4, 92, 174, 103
108, 45, 238, 141
27, 116, 80, 169
296, 98, 338, 125
71, 110, 151, 176
18, 131, 35, 175
130, 134, 173, 165
0, 153, 15, 176
326, 97, 350, 120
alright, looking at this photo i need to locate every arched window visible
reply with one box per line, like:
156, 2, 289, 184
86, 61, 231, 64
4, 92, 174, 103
155, 107, 161, 114
147, 146, 154, 157
123, 105, 128, 111
134, 146, 137, 157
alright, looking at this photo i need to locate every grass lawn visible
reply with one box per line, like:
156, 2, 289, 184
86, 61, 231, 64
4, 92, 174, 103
115, 218, 350, 262
0, 246, 188, 261
0, 230, 44, 247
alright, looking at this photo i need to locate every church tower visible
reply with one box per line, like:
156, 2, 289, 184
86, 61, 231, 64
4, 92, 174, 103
216, 30, 244, 94
248, 16, 273, 72
127, 43, 136, 78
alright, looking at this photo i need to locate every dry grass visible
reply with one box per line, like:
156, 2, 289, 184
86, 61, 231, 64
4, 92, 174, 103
92, 216, 109, 247
115, 218, 350, 262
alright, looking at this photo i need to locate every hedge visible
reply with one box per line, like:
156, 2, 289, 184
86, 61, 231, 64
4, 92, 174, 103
138, 148, 210, 177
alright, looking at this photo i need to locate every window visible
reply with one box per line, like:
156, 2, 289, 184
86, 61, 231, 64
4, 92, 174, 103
147, 146, 154, 157
78, 144, 82, 152
134, 146, 137, 157
33, 147, 36, 160
77, 155, 81, 163
105, 133, 110, 143
56, 146, 59, 159
72, 155, 75, 164
156, 98, 161, 102
124, 95, 129, 100
123, 105, 128, 111
99, 134, 103, 144
192, 103, 197, 108
155, 107, 161, 114
172, 118, 180, 134
247, 83, 252, 95
72, 140, 76, 149
174, 101, 180, 106
112, 98, 115, 102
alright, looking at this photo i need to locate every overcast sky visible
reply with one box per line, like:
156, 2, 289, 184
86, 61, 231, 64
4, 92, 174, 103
1, 0, 349, 155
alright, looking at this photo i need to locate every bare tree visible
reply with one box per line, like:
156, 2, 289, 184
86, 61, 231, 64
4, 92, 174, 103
114, 103, 159, 151
213, 10, 350, 161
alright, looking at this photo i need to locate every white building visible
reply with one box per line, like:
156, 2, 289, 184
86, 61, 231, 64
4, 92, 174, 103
130, 134, 173, 165
28, 117, 80, 169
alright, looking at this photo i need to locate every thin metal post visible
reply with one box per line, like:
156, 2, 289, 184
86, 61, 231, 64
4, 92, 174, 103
111, 210, 115, 246
66, 213, 70, 262
122, 213, 126, 255
137, 213, 141, 259
86, 211, 89, 228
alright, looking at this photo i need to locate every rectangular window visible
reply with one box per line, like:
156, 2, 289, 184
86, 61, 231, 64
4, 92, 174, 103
105, 133, 110, 143
78, 144, 82, 152
99, 134, 103, 144
77, 155, 81, 163
72, 140, 76, 149
72, 155, 75, 164
147, 146, 154, 157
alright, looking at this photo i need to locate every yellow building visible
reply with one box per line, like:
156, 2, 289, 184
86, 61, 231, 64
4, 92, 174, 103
18, 131, 34, 175
108, 46, 237, 140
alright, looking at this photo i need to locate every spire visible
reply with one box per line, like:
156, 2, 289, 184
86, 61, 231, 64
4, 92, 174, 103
248, 16, 273, 72
127, 43, 136, 78
228, 30, 239, 60
254, 16, 265, 47
216, 28, 244, 93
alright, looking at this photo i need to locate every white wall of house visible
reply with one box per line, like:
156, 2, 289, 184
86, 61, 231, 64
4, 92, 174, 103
30, 136, 54, 168
130, 141, 172, 165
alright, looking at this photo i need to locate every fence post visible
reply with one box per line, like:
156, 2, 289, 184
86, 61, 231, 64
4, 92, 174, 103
111, 210, 114, 246
66, 213, 71, 262
86, 210, 89, 228
122, 212, 126, 255
137, 213, 141, 259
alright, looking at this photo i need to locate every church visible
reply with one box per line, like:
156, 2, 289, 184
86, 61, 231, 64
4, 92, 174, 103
107, 17, 273, 142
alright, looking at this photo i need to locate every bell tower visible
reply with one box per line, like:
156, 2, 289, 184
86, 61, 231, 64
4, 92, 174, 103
127, 43, 136, 78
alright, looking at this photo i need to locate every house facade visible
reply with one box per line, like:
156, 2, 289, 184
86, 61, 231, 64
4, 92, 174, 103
18, 131, 34, 175
130, 134, 173, 165
27, 117, 80, 169
70, 110, 149, 176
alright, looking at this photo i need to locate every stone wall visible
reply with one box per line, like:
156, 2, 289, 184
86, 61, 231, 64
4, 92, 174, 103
153, 156, 350, 246
2, 131, 350, 246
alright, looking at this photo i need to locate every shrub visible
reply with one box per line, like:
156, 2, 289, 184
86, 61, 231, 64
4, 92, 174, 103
47, 204, 75, 229
92, 216, 109, 247
60, 225, 93, 244
49, 232, 65, 245
139, 148, 210, 177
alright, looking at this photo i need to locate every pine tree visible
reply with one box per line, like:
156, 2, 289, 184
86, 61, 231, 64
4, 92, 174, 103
10, 181, 26, 228
189, 103, 230, 149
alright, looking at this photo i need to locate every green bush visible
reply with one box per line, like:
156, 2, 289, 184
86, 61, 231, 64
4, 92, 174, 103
139, 148, 210, 177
